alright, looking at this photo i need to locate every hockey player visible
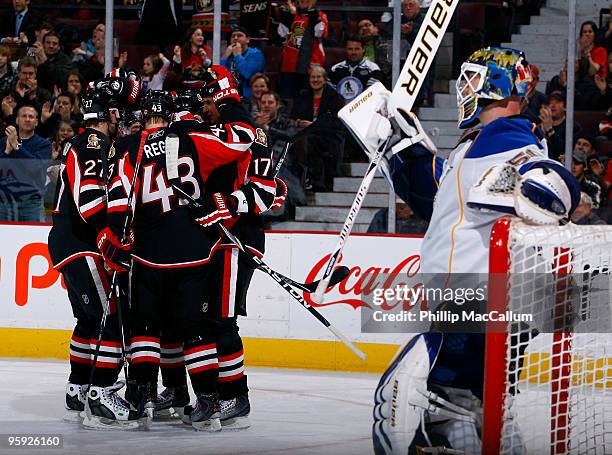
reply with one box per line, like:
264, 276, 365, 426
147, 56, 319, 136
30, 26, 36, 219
157, 66, 286, 429
362, 47, 581, 453
48, 89, 141, 428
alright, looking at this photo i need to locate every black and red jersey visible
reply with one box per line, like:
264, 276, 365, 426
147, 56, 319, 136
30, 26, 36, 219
106, 120, 258, 268
48, 128, 111, 269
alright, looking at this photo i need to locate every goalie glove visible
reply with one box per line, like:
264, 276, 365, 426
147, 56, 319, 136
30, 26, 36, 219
514, 166, 575, 225
191, 192, 238, 227
97, 227, 134, 273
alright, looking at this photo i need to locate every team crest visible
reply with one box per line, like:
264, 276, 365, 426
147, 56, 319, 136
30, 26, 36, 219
254, 128, 267, 146
87, 134, 101, 149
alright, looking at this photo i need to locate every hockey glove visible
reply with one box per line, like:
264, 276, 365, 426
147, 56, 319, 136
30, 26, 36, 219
201, 65, 241, 110
270, 177, 287, 211
97, 226, 134, 273
192, 193, 238, 227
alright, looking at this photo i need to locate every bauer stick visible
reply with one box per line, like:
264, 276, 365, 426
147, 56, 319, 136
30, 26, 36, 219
165, 135, 365, 360
86, 130, 148, 419
312, 0, 459, 304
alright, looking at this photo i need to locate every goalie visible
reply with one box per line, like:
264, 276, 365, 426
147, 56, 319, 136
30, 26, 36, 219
358, 47, 581, 453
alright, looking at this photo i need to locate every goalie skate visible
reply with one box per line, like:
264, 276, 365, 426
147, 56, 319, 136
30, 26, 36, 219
64, 383, 87, 423
154, 385, 190, 420
82, 382, 141, 430
220, 394, 251, 430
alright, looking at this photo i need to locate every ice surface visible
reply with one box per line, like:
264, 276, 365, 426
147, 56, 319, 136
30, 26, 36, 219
0, 359, 378, 455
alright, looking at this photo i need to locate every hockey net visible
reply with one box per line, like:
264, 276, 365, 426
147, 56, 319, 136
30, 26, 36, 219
482, 217, 612, 455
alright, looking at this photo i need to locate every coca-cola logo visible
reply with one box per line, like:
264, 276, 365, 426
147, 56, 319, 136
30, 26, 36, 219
304, 253, 422, 309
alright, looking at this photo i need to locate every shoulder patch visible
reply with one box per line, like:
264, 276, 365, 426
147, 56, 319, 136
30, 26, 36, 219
254, 128, 268, 146
87, 134, 101, 149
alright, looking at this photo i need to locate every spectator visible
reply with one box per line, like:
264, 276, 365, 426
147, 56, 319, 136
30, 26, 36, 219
521, 64, 547, 123
540, 91, 582, 162
71, 23, 104, 64
38, 91, 82, 140
0, 45, 15, 94
221, 26, 266, 99
603, 159, 612, 202
579, 21, 607, 80
243, 72, 270, 118
1, 93, 17, 125
357, 18, 392, 84
278, 0, 329, 101
594, 53, 612, 109
141, 53, 170, 92
62, 70, 84, 113
599, 2, 612, 53
9, 57, 51, 115
382, 0, 424, 59
575, 133, 598, 159
137, 0, 182, 47
46, 119, 75, 189
0, 104, 51, 222
367, 200, 429, 234
568, 150, 602, 210
76, 25, 105, 83
255, 91, 304, 219
0, 0, 42, 45
571, 192, 606, 225
546, 58, 600, 110
329, 35, 384, 102
34, 31, 75, 93
172, 26, 212, 77
291, 65, 345, 192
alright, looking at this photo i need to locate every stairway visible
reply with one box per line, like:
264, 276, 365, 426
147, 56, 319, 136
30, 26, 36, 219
271, 163, 388, 233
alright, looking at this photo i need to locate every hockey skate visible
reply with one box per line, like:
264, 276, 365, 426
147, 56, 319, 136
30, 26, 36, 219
64, 383, 87, 423
82, 382, 141, 430
154, 385, 190, 420
219, 394, 250, 429
189, 393, 221, 432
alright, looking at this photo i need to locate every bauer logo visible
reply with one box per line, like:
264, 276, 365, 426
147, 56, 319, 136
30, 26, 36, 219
399, 0, 457, 97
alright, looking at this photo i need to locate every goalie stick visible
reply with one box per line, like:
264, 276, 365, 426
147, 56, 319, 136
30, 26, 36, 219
165, 134, 365, 360
312, 0, 459, 304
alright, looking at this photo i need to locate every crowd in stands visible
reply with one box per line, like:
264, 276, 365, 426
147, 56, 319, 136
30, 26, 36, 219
0, 0, 610, 231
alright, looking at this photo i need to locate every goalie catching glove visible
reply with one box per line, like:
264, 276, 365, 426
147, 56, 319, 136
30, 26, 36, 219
190, 192, 238, 227
97, 227, 134, 272
468, 160, 580, 225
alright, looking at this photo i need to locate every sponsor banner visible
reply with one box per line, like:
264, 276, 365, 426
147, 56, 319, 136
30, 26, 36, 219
0, 224, 420, 345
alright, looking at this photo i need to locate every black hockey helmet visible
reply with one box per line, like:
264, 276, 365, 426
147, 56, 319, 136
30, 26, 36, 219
141, 90, 174, 121
172, 89, 204, 113
81, 89, 111, 121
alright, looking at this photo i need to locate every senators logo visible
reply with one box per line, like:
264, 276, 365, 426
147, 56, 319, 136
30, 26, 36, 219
255, 128, 267, 146
87, 134, 101, 149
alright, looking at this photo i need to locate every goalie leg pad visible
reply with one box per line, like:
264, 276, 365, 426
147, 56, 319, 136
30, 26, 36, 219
373, 333, 443, 455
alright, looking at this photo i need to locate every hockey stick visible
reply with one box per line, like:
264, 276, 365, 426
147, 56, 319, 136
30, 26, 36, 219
86, 130, 148, 421
165, 135, 365, 360
312, 0, 459, 304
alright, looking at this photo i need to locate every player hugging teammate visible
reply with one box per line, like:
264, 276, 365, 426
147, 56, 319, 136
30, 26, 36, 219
48, 65, 285, 431
364, 47, 581, 454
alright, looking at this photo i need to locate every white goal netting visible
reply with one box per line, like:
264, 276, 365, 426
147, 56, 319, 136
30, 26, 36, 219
483, 218, 612, 455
